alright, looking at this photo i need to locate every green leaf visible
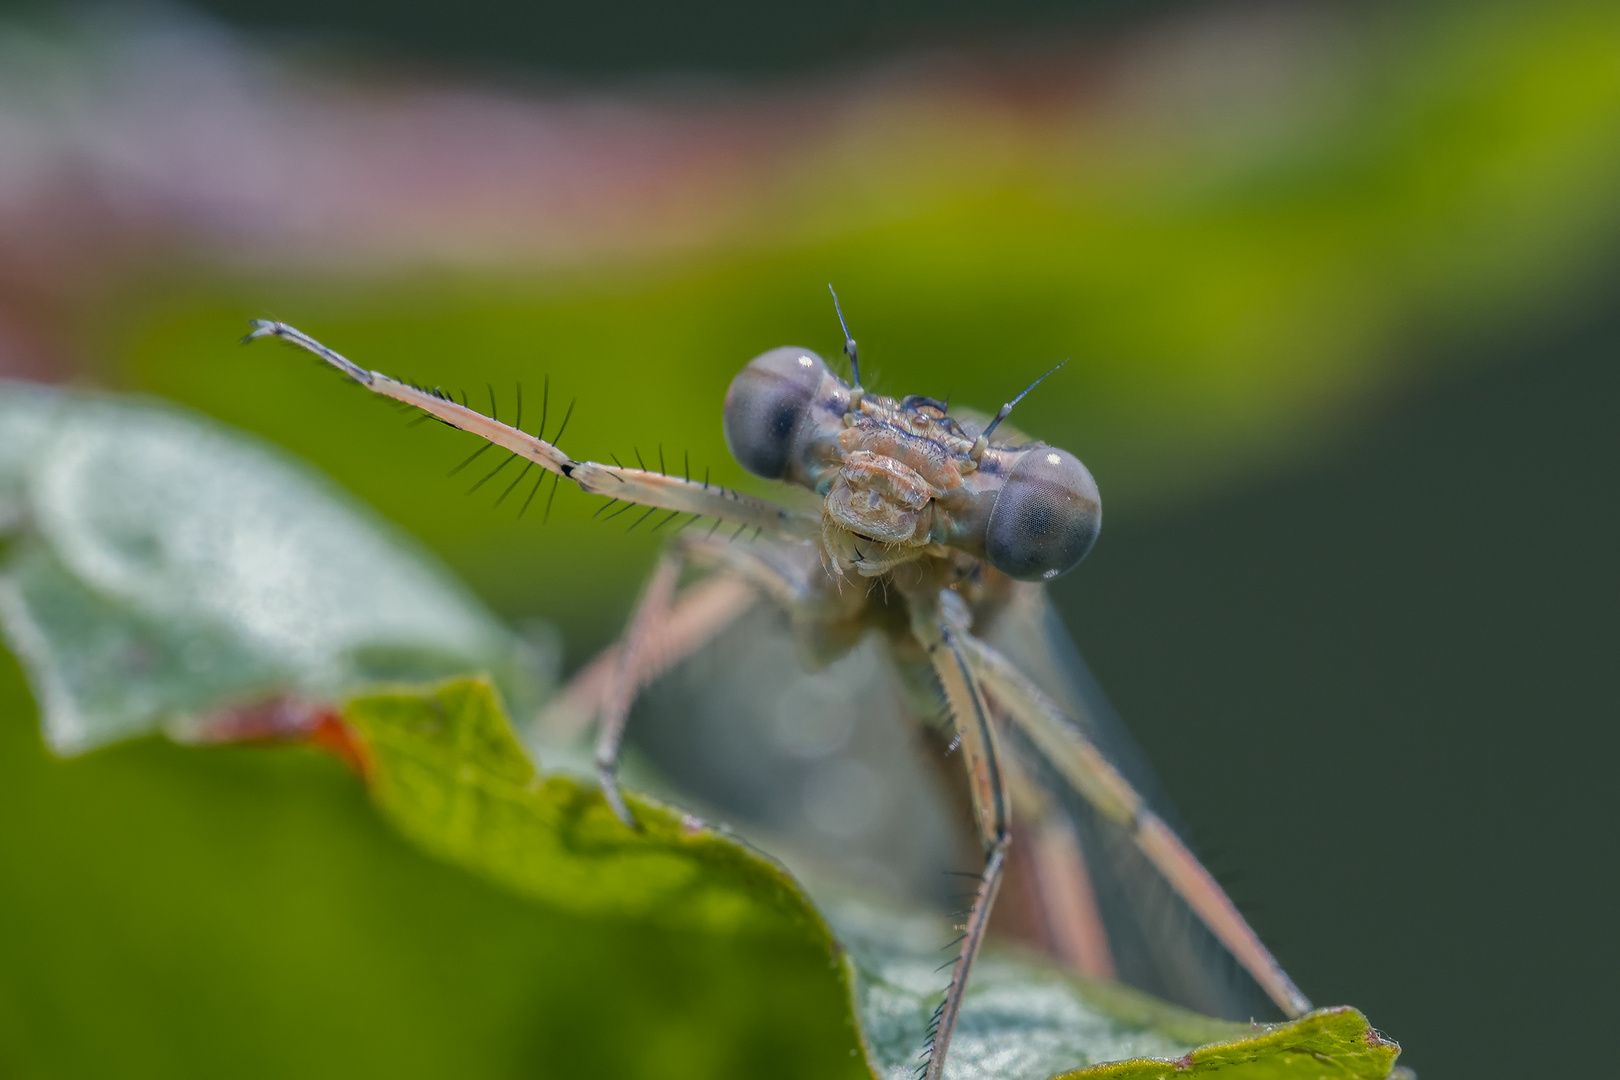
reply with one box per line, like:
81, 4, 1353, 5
1059, 1009, 1401, 1080
342, 676, 1405, 1080
0, 382, 546, 753
345, 677, 817, 936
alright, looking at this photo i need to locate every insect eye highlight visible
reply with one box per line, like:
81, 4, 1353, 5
723, 346, 833, 480
985, 446, 1101, 581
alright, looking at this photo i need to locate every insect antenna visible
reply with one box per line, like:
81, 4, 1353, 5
827, 283, 862, 392
974, 359, 1068, 456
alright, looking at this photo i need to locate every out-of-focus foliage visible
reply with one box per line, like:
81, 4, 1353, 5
0, 651, 863, 1080
0, 381, 543, 752
70, 0, 1619, 646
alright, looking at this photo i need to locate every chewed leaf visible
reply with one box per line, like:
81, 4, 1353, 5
0, 381, 547, 753
339, 677, 1406, 1080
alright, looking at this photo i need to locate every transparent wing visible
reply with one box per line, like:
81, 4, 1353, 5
982, 584, 1281, 1020
593, 554, 1288, 1020
618, 594, 977, 909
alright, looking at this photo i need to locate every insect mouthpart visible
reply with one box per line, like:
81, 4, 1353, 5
825, 450, 933, 545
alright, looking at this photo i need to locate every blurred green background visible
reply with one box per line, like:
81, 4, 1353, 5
1, 0, 1616, 1076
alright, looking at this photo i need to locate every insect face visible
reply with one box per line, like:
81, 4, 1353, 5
725, 346, 1102, 581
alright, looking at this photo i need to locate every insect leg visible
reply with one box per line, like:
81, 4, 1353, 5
961, 633, 1312, 1018
244, 321, 573, 475
998, 745, 1115, 978
1025, 813, 1115, 979
916, 617, 1012, 1080
536, 573, 757, 743
594, 550, 686, 827
576, 532, 818, 828
243, 321, 817, 538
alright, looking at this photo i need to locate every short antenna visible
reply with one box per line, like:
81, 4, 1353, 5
972, 359, 1067, 459
827, 283, 862, 397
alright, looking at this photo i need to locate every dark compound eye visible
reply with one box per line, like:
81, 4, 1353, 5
985, 447, 1101, 581
723, 346, 832, 480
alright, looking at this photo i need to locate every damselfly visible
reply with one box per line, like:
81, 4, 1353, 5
244, 297, 1309, 1080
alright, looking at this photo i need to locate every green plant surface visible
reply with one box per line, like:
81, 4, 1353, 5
340, 676, 1403, 1080
346, 679, 818, 936
0, 652, 863, 1080
0, 381, 544, 753
1062, 1009, 1399, 1080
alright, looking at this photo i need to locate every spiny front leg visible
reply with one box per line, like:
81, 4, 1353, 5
243, 320, 817, 538
916, 613, 1013, 1080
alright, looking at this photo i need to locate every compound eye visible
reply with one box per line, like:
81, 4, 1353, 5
985, 447, 1101, 581
723, 346, 832, 480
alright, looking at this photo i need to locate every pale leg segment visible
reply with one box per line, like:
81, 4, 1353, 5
992, 713, 1116, 980
919, 621, 1013, 1080
593, 551, 685, 827
243, 320, 816, 538
1026, 814, 1115, 979
962, 633, 1312, 1018
587, 533, 819, 827
537, 574, 758, 743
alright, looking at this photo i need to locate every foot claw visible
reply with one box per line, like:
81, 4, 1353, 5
240, 319, 276, 345
598, 766, 639, 829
